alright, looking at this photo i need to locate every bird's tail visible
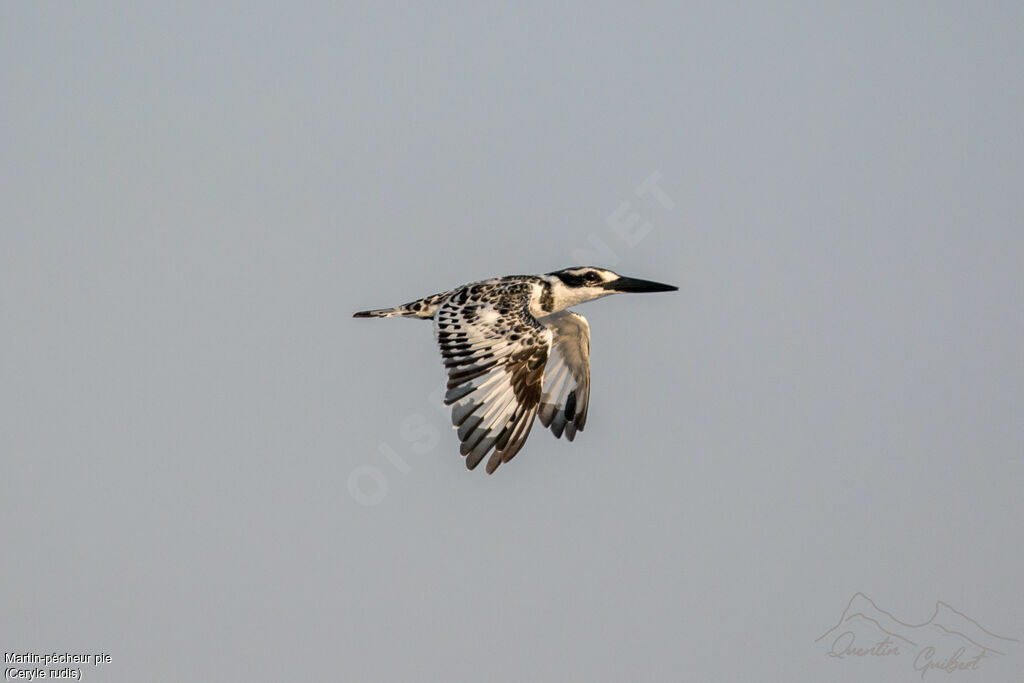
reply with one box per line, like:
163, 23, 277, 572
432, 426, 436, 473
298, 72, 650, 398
352, 306, 412, 318
353, 289, 455, 319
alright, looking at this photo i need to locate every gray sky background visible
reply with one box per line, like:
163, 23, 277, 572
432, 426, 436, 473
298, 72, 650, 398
2, 3, 1022, 682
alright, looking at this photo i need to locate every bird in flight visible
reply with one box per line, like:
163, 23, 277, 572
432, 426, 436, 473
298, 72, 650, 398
354, 267, 677, 474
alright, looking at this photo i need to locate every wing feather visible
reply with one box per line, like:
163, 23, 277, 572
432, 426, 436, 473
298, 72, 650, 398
537, 310, 591, 442
434, 284, 551, 473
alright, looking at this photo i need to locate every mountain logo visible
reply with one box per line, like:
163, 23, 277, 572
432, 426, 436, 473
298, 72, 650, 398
816, 592, 1018, 678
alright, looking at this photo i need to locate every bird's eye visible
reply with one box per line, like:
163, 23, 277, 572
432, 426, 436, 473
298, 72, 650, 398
584, 272, 601, 283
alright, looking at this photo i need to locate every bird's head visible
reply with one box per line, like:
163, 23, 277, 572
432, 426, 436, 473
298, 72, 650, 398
544, 266, 677, 310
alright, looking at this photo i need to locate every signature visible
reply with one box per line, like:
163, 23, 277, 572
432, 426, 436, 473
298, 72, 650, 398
817, 593, 1017, 678
827, 632, 901, 658
913, 647, 989, 679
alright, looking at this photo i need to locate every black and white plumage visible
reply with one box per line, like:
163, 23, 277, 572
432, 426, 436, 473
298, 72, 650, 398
354, 267, 677, 474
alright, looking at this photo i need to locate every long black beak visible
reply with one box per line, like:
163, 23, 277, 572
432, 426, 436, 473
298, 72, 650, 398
603, 276, 678, 293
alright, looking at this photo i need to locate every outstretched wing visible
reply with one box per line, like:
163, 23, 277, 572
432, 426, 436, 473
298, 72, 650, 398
434, 284, 552, 474
537, 310, 591, 440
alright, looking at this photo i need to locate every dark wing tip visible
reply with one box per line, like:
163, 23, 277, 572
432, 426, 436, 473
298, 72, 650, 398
353, 310, 372, 318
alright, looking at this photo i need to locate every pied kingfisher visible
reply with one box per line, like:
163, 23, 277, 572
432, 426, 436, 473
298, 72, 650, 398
354, 267, 677, 474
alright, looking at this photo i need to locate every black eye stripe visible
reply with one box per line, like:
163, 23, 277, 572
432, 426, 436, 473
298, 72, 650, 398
555, 273, 586, 287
